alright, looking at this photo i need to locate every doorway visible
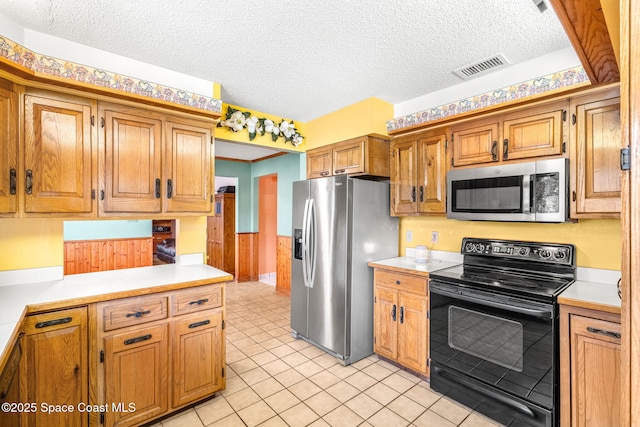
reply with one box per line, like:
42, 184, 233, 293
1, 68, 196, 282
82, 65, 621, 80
258, 174, 278, 286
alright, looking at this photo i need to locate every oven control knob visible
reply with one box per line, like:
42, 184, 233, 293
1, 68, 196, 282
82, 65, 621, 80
476, 243, 486, 252
518, 247, 529, 256
465, 242, 475, 252
539, 249, 552, 259
554, 249, 567, 260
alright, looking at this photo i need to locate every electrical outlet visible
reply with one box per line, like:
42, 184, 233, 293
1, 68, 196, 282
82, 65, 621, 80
431, 231, 439, 243
407, 230, 413, 243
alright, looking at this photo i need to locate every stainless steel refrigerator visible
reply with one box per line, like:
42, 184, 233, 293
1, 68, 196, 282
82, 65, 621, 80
291, 175, 398, 364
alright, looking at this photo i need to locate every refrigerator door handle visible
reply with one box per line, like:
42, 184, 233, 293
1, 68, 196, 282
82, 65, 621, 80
307, 198, 317, 288
302, 199, 311, 288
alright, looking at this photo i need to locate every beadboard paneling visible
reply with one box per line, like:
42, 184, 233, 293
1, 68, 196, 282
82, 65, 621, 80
64, 237, 153, 275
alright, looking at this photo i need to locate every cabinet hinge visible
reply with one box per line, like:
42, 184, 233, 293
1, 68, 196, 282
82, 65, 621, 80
445, 139, 448, 149
91, 189, 96, 200
211, 136, 214, 144
222, 367, 225, 377
211, 194, 214, 203
562, 110, 567, 121
450, 157, 454, 166
562, 142, 566, 153
374, 336, 376, 344
100, 412, 105, 424
100, 350, 104, 363
222, 320, 225, 330
427, 359, 430, 367
621, 147, 631, 170
374, 296, 377, 303
91, 115, 95, 126
427, 310, 430, 319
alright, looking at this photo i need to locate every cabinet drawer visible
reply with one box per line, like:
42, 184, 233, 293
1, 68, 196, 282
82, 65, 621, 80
375, 270, 427, 295
100, 295, 168, 331
172, 285, 223, 316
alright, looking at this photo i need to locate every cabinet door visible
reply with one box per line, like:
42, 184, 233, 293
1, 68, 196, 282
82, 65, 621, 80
333, 139, 365, 175
390, 139, 417, 215
21, 307, 88, 427
417, 134, 447, 213
164, 120, 212, 213
571, 94, 621, 216
172, 310, 224, 407
570, 314, 621, 427
306, 147, 332, 178
373, 286, 398, 360
502, 103, 566, 161
101, 105, 162, 213
104, 324, 168, 427
0, 83, 17, 214
452, 121, 499, 166
397, 293, 428, 375
24, 92, 94, 213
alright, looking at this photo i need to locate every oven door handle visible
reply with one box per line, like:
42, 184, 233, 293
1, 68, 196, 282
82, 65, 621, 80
430, 286, 552, 319
433, 366, 536, 419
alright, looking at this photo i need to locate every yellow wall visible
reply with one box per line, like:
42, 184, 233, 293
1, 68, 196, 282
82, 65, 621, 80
176, 216, 207, 258
400, 217, 621, 270
0, 219, 63, 270
305, 97, 394, 148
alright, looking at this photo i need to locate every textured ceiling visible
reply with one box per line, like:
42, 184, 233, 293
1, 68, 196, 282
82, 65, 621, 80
0, 0, 572, 124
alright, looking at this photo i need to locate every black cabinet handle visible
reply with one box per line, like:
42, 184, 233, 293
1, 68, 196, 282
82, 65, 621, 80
503, 139, 509, 160
35, 317, 72, 329
100, 190, 105, 201
188, 298, 209, 306
392, 304, 396, 321
188, 320, 211, 329
124, 334, 152, 346
25, 169, 33, 195
419, 186, 424, 202
411, 186, 416, 202
9, 168, 16, 195
155, 178, 161, 199
491, 141, 498, 161
335, 169, 346, 174
167, 179, 173, 198
400, 307, 404, 324
125, 310, 151, 318
586, 326, 621, 340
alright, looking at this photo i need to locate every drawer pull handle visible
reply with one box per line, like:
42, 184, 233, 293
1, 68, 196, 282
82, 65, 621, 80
124, 334, 152, 346
335, 169, 346, 174
188, 320, 211, 329
126, 310, 151, 318
586, 326, 621, 340
35, 317, 72, 329
188, 298, 209, 306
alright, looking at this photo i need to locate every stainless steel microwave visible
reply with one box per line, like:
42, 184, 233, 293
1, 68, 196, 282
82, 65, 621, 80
447, 158, 569, 222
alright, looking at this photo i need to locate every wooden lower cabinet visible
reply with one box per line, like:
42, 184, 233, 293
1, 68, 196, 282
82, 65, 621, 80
560, 305, 621, 427
93, 283, 225, 426
373, 268, 429, 376
20, 307, 88, 427
103, 324, 169, 427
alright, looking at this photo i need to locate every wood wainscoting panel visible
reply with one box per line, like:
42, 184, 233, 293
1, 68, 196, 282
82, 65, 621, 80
276, 235, 292, 294
235, 233, 258, 282
64, 237, 153, 275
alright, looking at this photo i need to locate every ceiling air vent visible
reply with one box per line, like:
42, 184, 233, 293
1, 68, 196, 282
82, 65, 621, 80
454, 53, 510, 80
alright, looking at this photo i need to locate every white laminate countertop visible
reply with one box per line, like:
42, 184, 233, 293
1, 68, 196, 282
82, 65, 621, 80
0, 263, 232, 373
559, 280, 621, 315
368, 256, 460, 276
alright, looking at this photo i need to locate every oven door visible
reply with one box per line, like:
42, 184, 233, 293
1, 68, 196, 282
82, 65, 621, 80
429, 280, 557, 427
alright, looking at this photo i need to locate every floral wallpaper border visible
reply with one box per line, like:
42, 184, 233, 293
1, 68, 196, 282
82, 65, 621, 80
386, 66, 590, 132
0, 35, 222, 114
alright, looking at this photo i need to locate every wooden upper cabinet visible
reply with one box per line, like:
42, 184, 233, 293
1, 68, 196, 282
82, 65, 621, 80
306, 146, 332, 178
451, 100, 568, 167
501, 101, 566, 161
451, 120, 499, 166
0, 81, 17, 214
306, 134, 390, 179
391, 129, 447, 216
569, 85, 621, 218
23, 90, 95, 214
100, 103, 162, 214
164, 120, 212, 213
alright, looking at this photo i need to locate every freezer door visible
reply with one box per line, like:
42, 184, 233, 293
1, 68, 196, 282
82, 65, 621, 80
307, 176, 348, 357
290, 180, 310, 337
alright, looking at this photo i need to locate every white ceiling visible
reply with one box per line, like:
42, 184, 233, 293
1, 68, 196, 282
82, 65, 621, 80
0, 0, 573, 160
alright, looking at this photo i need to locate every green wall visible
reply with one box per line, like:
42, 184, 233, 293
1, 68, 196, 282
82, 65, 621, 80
63, 220, 152, 241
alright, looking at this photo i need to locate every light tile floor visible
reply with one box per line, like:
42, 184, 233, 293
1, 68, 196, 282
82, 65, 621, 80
149, 281, 502, 427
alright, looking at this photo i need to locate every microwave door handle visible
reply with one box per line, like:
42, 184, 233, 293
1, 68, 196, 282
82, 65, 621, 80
522, 175, 532, 213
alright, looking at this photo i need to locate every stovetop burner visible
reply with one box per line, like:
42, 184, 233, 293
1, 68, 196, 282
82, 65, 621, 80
429, 238, 576, 301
